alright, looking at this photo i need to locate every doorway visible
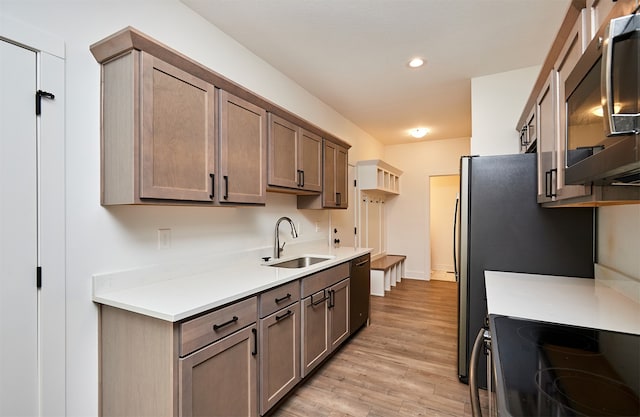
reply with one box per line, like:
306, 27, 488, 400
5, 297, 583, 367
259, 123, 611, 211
429, 175, 459, 282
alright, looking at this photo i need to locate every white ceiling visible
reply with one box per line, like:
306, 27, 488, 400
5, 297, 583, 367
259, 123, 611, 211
181, 0, 571, 144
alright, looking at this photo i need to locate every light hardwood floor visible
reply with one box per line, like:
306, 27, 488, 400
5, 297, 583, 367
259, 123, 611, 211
271, 279, 489, 417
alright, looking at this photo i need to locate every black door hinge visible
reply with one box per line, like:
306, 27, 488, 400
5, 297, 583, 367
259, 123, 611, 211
36, 90, 55, 115
36, 266, 42, 289
354, 227, 357, 235
353, 179, 357, 187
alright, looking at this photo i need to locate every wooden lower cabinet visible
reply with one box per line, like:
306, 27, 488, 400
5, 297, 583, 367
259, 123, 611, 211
180, 325, 258, 417
98, 262, 355, 417
328, 279, 350, 351
301, 278, 350, 377
99, 298, 259, 417
258, 302, 300, 415
301, 289, 330, 377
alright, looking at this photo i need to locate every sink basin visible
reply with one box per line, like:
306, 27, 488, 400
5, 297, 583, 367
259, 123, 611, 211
267, 255, 333, 269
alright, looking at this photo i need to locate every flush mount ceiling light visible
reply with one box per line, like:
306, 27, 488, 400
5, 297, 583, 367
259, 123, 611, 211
410, 127, 429, 138
408, 57, 425, 68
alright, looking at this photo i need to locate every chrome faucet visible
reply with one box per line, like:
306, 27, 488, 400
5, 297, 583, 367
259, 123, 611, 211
274, 216, 298, 258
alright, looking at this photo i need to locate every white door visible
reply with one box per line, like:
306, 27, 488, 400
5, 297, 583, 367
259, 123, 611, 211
0, 39, 39, 416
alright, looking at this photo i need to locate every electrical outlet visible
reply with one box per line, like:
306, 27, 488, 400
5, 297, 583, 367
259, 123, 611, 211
158, 228, 171, 249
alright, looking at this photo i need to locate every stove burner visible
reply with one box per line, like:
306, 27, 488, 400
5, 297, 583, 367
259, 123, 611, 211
536, 368, 640, 416
517, 324, 599, 354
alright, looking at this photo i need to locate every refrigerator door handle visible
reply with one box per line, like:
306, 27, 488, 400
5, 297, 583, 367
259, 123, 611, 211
453, 195, 459, 282
469, 328, 486, 417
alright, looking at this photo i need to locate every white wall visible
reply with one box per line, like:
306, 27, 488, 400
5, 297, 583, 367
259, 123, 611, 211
384, 137, 470, 279
471, 66, 540, 156
598, 205, 640, 281
0, 1, 383, 415
429, 175, 460, 273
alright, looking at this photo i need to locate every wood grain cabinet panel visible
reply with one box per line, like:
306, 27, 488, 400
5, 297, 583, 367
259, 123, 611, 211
299, 129, 323, 192
101, 50, 216, 205
300, 277, 350, 377
259, 302, 300, 414
100, 298, 259, 417
98, 262, 357, 416
267, 113, 322, 193
536, 70, 558, 203
179, 324, 258, 417
92, 27, 354, 207
297, 138, 349, 209
328, 278, 349, 351
219, 90, 267, 205
552, 9, 591, 201
321, 140, 349, 208
301, 289, 330, 377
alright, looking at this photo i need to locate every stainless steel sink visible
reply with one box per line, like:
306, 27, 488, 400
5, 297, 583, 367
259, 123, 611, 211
267, 256, 333, 269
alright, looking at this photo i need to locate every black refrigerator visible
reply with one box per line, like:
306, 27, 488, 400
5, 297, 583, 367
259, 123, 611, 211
455, 154, 594, 388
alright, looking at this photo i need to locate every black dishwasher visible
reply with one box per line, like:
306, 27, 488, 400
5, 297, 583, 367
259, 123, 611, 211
350, 253, 371, 333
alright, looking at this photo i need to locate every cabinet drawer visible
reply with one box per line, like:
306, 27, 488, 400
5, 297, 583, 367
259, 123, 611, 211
180, 297, 257, 356
301, 263, 349, 299
259, 280, 300, 318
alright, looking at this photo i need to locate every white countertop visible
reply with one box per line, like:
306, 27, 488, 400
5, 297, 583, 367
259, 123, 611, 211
93, 244, 371, 322
485, 270, 640, 335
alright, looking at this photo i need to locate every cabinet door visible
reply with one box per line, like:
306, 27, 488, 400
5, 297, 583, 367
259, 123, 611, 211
322, 141, 337, 207
328, 278, 350, 351
267, 114, 299, 189
321, 140, 349, 208
299, 129, 322, 192
335, 144, 349, 208
259, 303, 300, 415
301, 290, 330, 377
219, 91, 267, 204
519, 106, 536, 153
180, 324, 258, 417
536, 70, 557, 203
554, 10, 591, 201
587, 0, 616, 40
140, 52, 215, 201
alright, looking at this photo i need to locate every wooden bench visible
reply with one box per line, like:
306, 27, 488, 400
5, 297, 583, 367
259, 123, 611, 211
370, 255, 406, 296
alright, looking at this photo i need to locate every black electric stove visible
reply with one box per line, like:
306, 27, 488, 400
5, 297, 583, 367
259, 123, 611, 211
490, 315, 640, 417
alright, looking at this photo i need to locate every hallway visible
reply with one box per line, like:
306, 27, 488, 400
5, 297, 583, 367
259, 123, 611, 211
273, 279, 488, 416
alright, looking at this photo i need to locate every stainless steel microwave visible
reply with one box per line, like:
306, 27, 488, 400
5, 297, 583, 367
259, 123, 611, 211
564, 12, 639, 185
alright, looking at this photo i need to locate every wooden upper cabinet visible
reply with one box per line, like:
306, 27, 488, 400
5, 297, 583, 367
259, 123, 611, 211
323, 140, 349, 208
587, 0, 616, 40
299, 129, 323, 192
297, 138, 349, 209
92, 27, 351, 208
140, 53, 216, 202
100, 50, 216, 205
267, 113, 322, 193
219, 90, 267, 205
536, 70, 558, 203
553, 9, 591, 201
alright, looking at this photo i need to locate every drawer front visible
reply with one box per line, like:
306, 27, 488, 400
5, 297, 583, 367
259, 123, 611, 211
259, 280, 300, 318
180, 297, 257, 356
301, 262, 349, 299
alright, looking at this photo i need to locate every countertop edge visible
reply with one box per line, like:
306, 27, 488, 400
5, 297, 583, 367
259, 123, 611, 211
93, 246, 372, 322
485, 270, 640, 335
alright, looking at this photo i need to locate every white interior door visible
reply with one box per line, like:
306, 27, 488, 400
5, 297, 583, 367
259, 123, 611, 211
0, 39, 39, 416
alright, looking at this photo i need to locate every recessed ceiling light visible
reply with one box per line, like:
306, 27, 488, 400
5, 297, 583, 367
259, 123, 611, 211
410, 127, 429, 138
408, 57, 425, 68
